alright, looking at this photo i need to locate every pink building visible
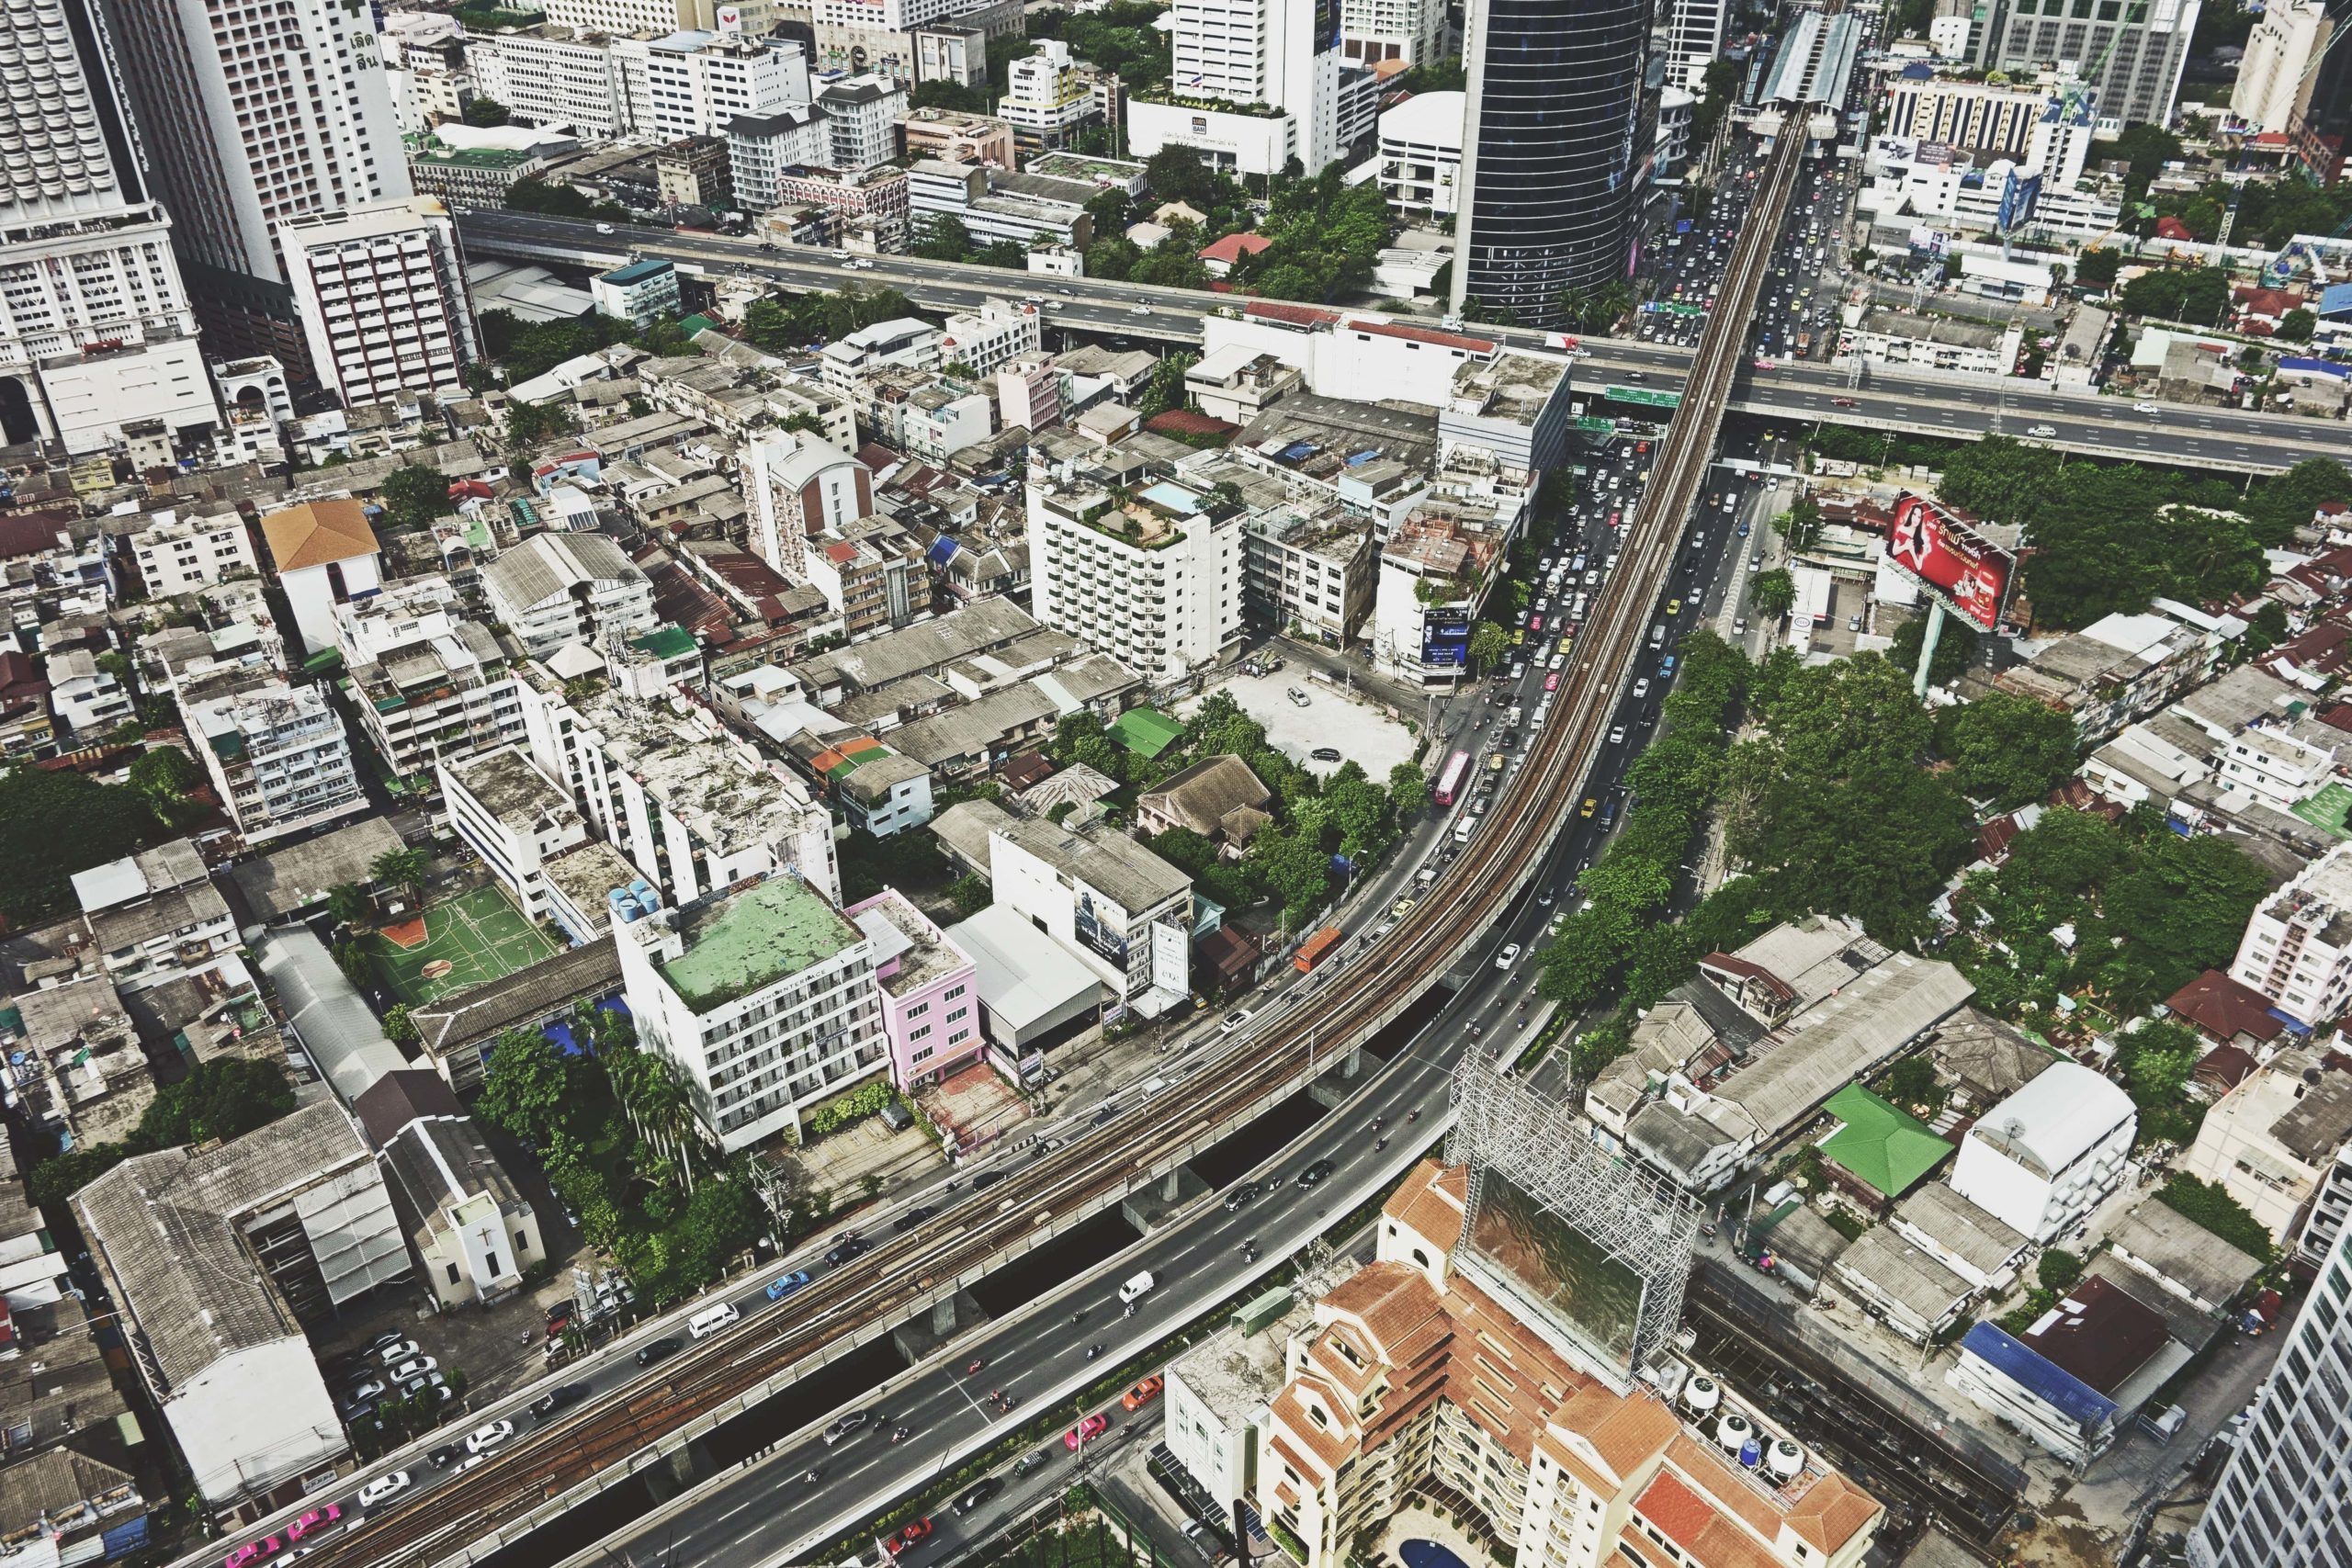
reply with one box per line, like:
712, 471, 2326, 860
848, 889, 982, 1089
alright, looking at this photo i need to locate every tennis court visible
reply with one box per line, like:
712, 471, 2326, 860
366, 886, 560, 1006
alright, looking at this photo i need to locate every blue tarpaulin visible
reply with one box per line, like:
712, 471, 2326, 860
926, 536, 960, 565
1958, 1322, 2115, 1429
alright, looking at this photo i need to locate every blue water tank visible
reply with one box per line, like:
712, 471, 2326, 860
1738, 1438, 1762, 1469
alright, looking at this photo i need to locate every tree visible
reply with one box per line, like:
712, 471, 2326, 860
1253, 825, 1331, 931
371, 846, 430, 905
1748, 568, 1795, 619
382, 1004, 417, 1046
1886, 1055, 1940, 1111
2075, 248, 2122, 288
1386, 761, 1429, 821
910, 77, 987, 112
1771, 497, 1822, 552
2276, 307, 2316, 344
1536, 906, 1634, 1010
2101, 832, 2270, 1002
948, 874, 991, 917
326, 883, 374, 930
477, 1029, 574, 1147
910, 214, 974, 263
2155, 1172, 2273, 1258
1144, 143, 1218, 209
1938, 692, 2078, 808
1136, 353, 1195, 418
0, 770, 167, 926
1050, 710, 1125, 779
1084, 187, 1131, 240
126, 746, 205, 828
378, 464, 453, 532
2246, 457, 2348, 546
507, 397, 572, 448
2037, 1248, 2084, 1291
1887, 613, 1978, 686
1469, 620, 1510, 672
463, 95, 511, 128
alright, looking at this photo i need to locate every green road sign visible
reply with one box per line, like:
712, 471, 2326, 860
1573, 417, 1618, 434
1606, 386, 1683, 409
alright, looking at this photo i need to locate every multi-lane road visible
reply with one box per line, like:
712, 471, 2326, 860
456, 209, 2344, 474
227, 131, 1802, 1568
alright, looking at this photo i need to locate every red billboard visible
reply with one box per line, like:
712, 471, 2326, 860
1884, 494, 2014, 633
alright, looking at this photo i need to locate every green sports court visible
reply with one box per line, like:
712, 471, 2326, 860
365, 885, 560, 1006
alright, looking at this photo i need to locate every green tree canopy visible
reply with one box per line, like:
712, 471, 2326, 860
1938, 692, 2078, 808
378, 464, 453, 532
1748, 568, 1795, 619
462, 95, 511, 127
1886, 613, 1978, 686
476, 1028, 574, 1148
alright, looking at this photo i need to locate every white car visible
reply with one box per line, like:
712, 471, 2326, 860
376, 1339, 420, 1367
1219, 1009, 1255, 1036
465, 1420, 516, 1456
1495, 942, 1522, 971
1609, 727, 1626, 745
357, 1472, 413, 1509
387, 1357, 437, 1383
1131, 303, 1150, 316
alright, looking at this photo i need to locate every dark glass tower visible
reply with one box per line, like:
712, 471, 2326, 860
1451, 0, 1655, 327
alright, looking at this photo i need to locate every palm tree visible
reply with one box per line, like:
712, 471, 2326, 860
370, 846, 429, 907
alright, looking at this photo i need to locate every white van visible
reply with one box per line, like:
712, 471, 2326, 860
1453, 817, 1476, 844
688, 1302, 740, 1339
1119, 1270, 1158, 1304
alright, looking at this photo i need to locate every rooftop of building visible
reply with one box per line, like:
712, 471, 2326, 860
1893, 1181, 2026, 1275
1964, 1061, 2134, 1179
259, 498, 378, 572
408, 935, 622, 1060
447, 747, 578, 835
662, 874, 865, 1011
598, 258, 675, 286
74, 1101, 370, 1392
1834, 1224, 1971, 1321
995, 813, 1190, 914
849, 889, 970, 998
225, 815, 407, 925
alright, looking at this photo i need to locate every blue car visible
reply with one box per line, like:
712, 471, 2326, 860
765, 1269, 813, 1302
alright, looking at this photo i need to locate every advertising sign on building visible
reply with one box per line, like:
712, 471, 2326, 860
1884, 493, 2014, 632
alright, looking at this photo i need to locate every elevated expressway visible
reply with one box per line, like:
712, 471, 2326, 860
253, 123, 1814, 1568
458, 209, 2339, 475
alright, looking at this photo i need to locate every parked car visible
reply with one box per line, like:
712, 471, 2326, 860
387, 1357, 437, 1383
375, 1339, 420, 1367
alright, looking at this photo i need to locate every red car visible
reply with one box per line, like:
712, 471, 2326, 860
288, 1505, 342, 1541
1528, 615, 1544, 634
1064, 1413, 1109, 1450
1608, 511, 1622, 529
224, 1538, 282, 1568
1830, 396, 1858, 408
887, 1518, 934, 1556
1544, 672, 1561, 693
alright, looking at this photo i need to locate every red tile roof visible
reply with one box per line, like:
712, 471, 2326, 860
1245, 301, 1343, 328
1344, 317, 1498, 354
2165, 969, 2287, 1045
1145, 410, 1239, 437
1199, 232, 1272, 264
2155, 217, 2194, 241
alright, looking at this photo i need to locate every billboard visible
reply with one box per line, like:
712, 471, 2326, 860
1884, 493, 2014, 633
1465, 1168, 1647, 1381
1422, 607, 1470, 666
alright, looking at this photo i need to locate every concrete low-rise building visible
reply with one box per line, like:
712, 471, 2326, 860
1949, 1063, 2136, 1244
440, 747, 593, 928
74, 1103, 410, 1521
591, 259, 683, 327
1947, 1276, 2188, 1466
355, 1069, 545, 1310
71, 838, 240, 994
258, 500, 385, 660
482, 533, 659, 661
183, 679, 369, 844
336, 575, 526, 779
849, 889, 979, 1089
2180, 1044, 2352, 1248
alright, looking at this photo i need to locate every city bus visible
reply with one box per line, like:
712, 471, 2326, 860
1433, 749, 1471, 807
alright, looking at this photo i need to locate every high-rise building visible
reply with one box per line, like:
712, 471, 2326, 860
1126, 0, 1344, 176
613, 29, 811, 142
99, 0, 410, 367
1451, 0, 1654, 325
0, 0, 218, 452
2232, 0, 2336, 136
1026, 466, 1245, 683
1340, 0, 1447, 67
278, 197, 478, 411
1665, 0, 1727, 92
1985, 0, 2199, 128
2187, 1213, 2352, 1567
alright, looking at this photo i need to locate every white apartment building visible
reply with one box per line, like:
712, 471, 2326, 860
820, 75, 910, 171
590, 259, 683, 327
334, 576, 526, 778
2231, 840, 2352, 1029
998, 39, 1091, 145
481, 532, 658, 660
103, 0, 411, 367
2188, 1216, 2352, 1566
279, 198, 478, 411
2181, 1046, 2352, 1250
2231, 0, 2335, 135
940, 299, 1041, 378
1142, 0, 1341, 174
727, 107, 831, 207
987, 814, 1192, 1004
1340, 0, 1445, 65
1882, 73, 2064, 159
542, 0, 684, 37
0, 0, 218, 455
1376, 91, 1463, 219
1666, 0, 1727, 90
1026, 470, 1246, 683
1949, 1063, 2137, 1242
183, 679, 369, 843
518, 663, 842, 910
616, 873, 888, 1151
818, 315, 941, 393
467, 28, 629, 141
1984, 0, 2200, 127
259, 499, 385, 660
743, 428, 874, 577
119, 504, 258, 598
615, 29, 812, 143
439, 747, 591, 926
47, 649, 134, 736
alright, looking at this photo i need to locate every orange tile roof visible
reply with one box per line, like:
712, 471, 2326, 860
1322, 1261, 1443, 1353
1200, 232, 1272, 264
1384, 1160, 1468, 1248
260, 499, 379, 572
1781, 1470, 1883, 1554
1632, 1470, 1786, 1568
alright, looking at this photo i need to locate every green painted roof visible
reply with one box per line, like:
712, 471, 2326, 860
662, 876, 864, 1013
1112, 705, 1184, 758
629, 624, 697, 660
2290, 781, 2352, 841
679, 313, 718, 336
1817, 1084, 1952, 1199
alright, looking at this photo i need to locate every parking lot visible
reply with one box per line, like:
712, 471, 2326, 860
1179, 665, 1419, 780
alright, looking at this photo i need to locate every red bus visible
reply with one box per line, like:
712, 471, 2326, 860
1433, 750, 1471, 807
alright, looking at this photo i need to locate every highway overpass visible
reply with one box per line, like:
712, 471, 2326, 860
456, 209, 2343, 476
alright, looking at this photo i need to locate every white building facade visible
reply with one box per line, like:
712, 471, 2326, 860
1026, 475, 1246, 682
279, 198, 479, 410
183, 680, 369, 843
2230, 841, 2352, 1029
1949, 1064, 2137, 1242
